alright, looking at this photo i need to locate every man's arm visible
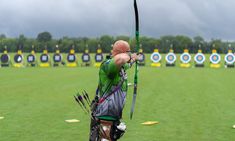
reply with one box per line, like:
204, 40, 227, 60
114, 53, 139, 68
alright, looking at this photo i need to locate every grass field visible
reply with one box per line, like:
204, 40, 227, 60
1, 61, 235, 140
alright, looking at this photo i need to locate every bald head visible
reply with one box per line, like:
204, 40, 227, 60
112, 40, 130, 56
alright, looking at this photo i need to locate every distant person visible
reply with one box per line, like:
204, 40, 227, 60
89, 40, 140, 141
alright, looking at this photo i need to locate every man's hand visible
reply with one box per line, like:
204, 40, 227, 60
130, 53, 142, 62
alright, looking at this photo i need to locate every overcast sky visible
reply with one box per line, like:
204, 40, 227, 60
0, 0, 235, 40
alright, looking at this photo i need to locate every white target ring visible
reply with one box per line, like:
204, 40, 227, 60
165, 53, 176, 64
224, 53, 235, 65
194, 53, 205, 64
210, 53, 221, 64
180, 53, 191, 64
150, 52, 161, 63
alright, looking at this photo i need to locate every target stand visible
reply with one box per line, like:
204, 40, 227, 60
150, 49, 161, 67
27, 54, 36, 67
66, 47, 77, 67
81, 49, 91, 67
194, 50, 205, 67
138, 48, 145, 66
53, 53, 62, 67
39, 49, 50, 67
180, 49, 191, 68
27, 46, 36, 67
94, 48, 103, 68
210, 49, 221, 68
224, 49, 235, 68
165, 49, 176, 67
13, 47, 24, 68
81, 53, 91, 67
53, 46, 63, 67
0, 47, 10, 67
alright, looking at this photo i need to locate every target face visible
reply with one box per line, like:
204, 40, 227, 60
194, 53, 205, 64
225, 53, 235, 64
95, 54, 103, 62
82, 53, 90, 62
67, 54, 76, 62
0, 54, 10, 63
27, 54, 35, 63
210, 53, 221, 64
14, 54, 23, 63
150, 52, 161, 63
138, 53, 145, 62
53, 54, 62, 62
165, 53, 176, 64
180, 53, 191, 64
40, 54, 49, 63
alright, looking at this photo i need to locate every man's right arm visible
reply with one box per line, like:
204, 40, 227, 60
114, 53, 139, 68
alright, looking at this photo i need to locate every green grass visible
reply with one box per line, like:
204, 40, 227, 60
0, 66, 235, 140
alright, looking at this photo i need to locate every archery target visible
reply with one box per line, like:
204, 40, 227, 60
225, 53, 235, 65
150, 52, 161, 63
165, 53, 176, 64
180, 53, 191, 64
194, 53, 205, 64
27, 54, 36, 63
138, 53, 145, 62
210, 53, 221, 64
82, 53, 90, 62
0, 54, 10, 63
67, 54, 76, 62
14, 54, 23, 63
40, 54, 49, 63
95, 54, 103, 62
53, 54, 62, 62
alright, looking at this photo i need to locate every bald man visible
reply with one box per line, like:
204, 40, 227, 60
89, 40, 139, 141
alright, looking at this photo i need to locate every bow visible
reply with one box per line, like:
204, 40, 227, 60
130, 0, 140, 119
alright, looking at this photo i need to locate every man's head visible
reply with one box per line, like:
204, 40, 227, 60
112, 40, 130, 56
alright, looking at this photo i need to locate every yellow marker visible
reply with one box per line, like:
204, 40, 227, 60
65, 119, 80, 123
154, 49, 159, 53
212, 49, 217, 53
97, 48, 102, 54
141, 121, 159, 125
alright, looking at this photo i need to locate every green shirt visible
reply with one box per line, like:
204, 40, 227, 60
98, 58, 130, 121
98, 58, 129, 96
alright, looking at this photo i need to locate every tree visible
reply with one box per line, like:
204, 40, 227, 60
37, 31, 52, 42
99, 35, 114, 53
0, 34, 6, 39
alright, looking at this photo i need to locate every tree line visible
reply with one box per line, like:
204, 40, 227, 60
0, 32, 235, 54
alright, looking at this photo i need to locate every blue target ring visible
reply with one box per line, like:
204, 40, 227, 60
194, 53, 205, 64
150, 52, 161, 63
180, 53, 191, 63
225, 53, 235, 64
210, 53, 221, 64
165, 53, 176, 64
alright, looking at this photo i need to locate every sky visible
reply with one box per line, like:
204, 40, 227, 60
0, 0, 235, 40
